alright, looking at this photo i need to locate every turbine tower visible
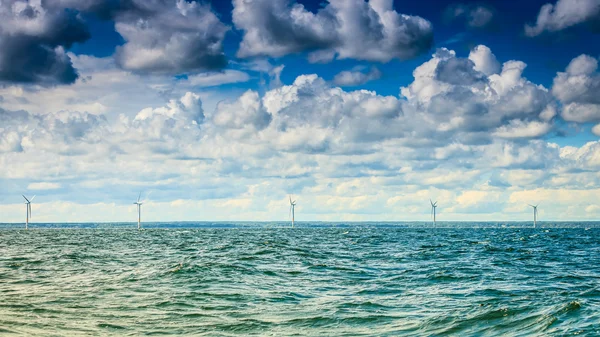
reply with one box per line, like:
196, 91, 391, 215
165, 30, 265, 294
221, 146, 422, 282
430, 199, 438, 226
528, 204, 538, 228
289, 196, 296, 228
134, 192, 143, 230
22, 195, 35, 230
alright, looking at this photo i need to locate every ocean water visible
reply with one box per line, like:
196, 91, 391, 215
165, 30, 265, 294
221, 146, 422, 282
1, 223, 599, 336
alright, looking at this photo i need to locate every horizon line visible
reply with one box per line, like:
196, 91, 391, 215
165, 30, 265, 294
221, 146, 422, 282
1, 220, 600, 224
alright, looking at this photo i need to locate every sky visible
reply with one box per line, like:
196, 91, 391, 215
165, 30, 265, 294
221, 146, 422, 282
1, 0, 600, 223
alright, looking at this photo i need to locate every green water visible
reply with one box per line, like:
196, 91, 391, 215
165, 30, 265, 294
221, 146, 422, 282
1, 226, 599, 336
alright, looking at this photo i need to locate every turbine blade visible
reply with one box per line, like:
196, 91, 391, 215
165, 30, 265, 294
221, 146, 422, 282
22, 195, 30, 202
30, 195, 36, 202
430, 199, 433, 206
137, 192, 141, 203
28, 203, 31, 218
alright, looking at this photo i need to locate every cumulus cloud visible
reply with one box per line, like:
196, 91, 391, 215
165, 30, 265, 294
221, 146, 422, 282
0, 0, 231, 83
0, 0, 91, 85
493, 120, 553, 139
113, 0, 229, 75
134, 92, 204, 125
400, 46, 554, 144
4, 44, 600, 221
525, 0, 600, 36
553, 54, 600, 123
262, 74, 404, 149
0, 107, 110, 163
468, 45, 501, 76
486, 141, 561, 170
1, 44, 551, 155
561, 103, 600, 123
333, 67, 382, 86
254, 45, 554, 154
232, 0, 433, 63
212, 90, 272, 130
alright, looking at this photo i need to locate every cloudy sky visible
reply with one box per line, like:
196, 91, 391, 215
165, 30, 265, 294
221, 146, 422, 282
1, 0, 600, 223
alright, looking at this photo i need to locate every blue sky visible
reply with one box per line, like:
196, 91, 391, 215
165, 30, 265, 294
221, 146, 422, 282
0, 0, 600, 222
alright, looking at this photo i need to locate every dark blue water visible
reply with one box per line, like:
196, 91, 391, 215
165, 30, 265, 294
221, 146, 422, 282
1, 224, 599, 336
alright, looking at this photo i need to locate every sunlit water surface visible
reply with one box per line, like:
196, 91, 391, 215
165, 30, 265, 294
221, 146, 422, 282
1, 223, 599, 336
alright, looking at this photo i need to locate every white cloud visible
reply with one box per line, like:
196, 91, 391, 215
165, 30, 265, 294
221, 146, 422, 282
27, 182, 61, 190
449, 189, 505, 213
269, 65, 285, 88
0, 0, 233, 84
553, 54, 600, 123
539, 104, 558, 121
212, 90, 271, 130
508, 188, 600, 213
0, 0, 90, 84
2, 43, 600, 222
493, 120, 553, 139
0, 53, 247, 123
561, 103, 600, 123
113, 0, 229, 74
0, 130, 22, 153
525, 0, 600, 36
586, 204, 600, 213
399, 46, 553, 145
333, 67, 382, 86
187, 70, 250, 87
468, 45, 500, 76
232, 0, 433, 62
592, 124, 600, 136
134, 92, 204, 124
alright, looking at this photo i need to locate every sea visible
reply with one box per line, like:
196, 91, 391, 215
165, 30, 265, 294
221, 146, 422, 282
0, 222, 599, 336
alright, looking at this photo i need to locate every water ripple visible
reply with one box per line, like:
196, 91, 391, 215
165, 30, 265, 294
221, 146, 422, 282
0, 227, 599, 335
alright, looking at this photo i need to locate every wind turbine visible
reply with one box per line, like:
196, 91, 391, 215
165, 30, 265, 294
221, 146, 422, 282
289, 196, 296, 228
22, 195, 35, 230
134, 192, 143, 230
430, 199, 438, 226
528, 204, 538, 228
133, 192, 152, 230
